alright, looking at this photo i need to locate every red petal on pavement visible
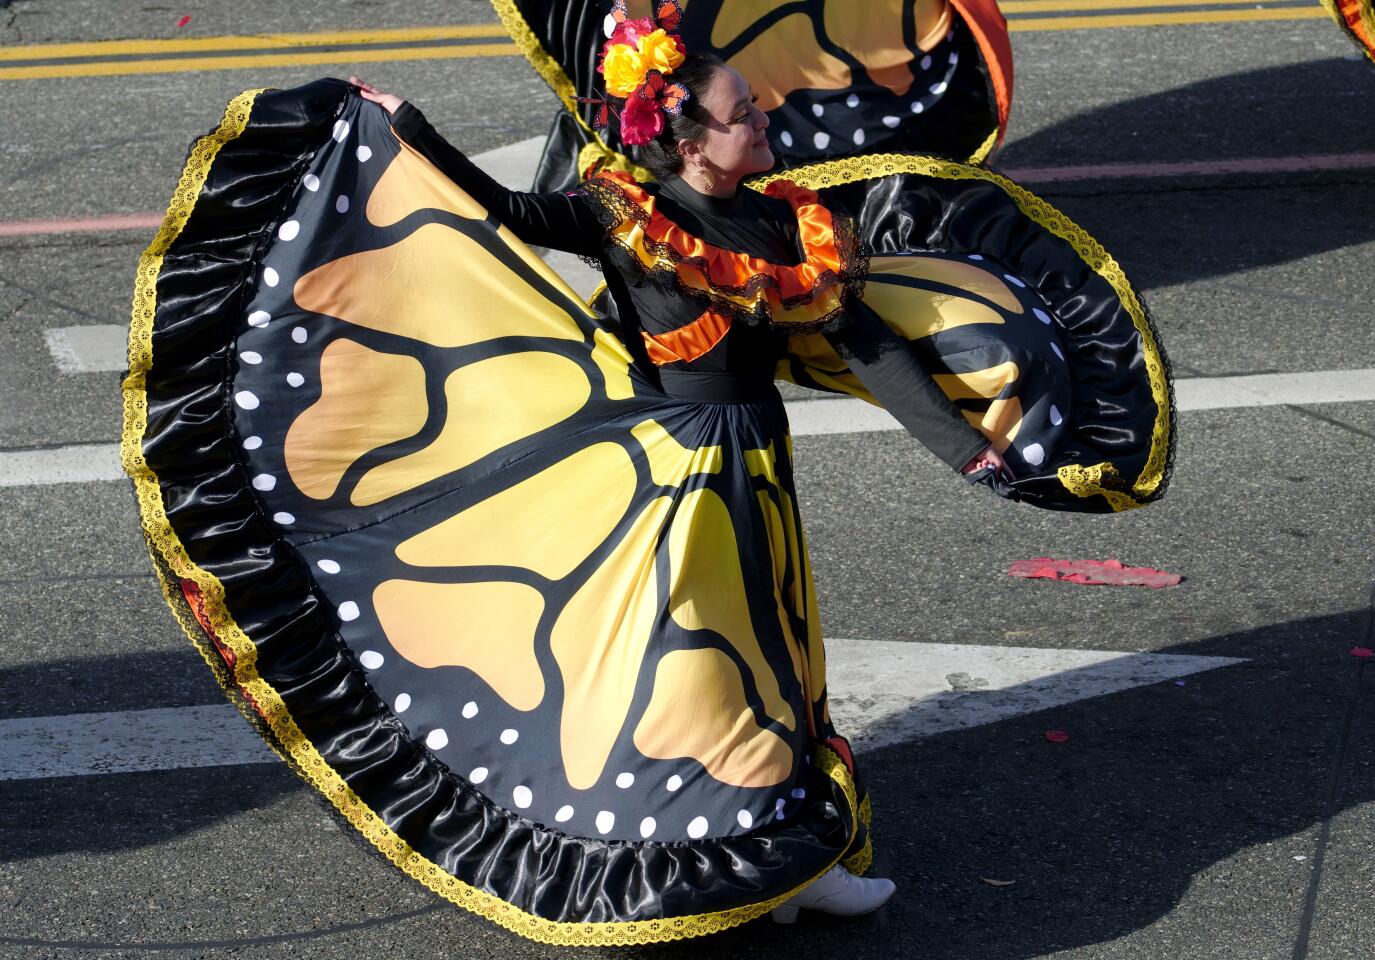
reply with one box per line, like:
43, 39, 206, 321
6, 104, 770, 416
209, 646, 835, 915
1044, 730, 1070, 743
1352, 647, 1373, 658
1008, 558, 1181, 588
176, 14, 192, 26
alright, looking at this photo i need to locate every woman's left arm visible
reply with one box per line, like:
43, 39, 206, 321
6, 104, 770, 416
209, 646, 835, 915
823, 297, 1009, 476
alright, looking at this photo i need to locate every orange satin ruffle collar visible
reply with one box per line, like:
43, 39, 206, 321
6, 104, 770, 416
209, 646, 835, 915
579, 171, 865, 330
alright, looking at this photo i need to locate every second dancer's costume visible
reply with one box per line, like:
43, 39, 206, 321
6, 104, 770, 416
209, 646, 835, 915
1320, 0, 1375, 62
124, 3, 1172, 946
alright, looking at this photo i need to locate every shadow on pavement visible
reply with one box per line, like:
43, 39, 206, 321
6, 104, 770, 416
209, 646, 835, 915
997, 59, 1375, 292
2, 608, 1370, 959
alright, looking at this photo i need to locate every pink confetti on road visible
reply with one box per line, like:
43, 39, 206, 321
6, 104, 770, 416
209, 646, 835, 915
175, 14, 192, 27
1352, 647, 1373, 658
1044, 730, 1070, 744
1008, 557, 1182, 588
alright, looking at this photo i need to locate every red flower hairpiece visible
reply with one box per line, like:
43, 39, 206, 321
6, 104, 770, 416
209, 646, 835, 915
586, 0, 691, 146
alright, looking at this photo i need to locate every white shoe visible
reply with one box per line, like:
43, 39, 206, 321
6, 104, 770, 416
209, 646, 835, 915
769, 865, 896, 924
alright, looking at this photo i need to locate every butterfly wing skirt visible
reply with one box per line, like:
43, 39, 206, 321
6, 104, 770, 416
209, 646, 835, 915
125, 79, 1169, 945
126, 80, 868, 945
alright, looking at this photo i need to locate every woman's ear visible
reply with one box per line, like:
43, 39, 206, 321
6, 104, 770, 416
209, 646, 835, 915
676, 137, 701, 167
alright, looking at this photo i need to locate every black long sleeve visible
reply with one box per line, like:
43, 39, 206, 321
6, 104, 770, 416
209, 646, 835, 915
823, 298, 990, 471
389, 102, 604, 259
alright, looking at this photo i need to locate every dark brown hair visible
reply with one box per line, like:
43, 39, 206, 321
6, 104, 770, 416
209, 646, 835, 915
632, 53, 726, 180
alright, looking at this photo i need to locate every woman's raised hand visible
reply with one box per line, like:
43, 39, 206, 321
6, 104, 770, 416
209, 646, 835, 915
349, 76, 404, 115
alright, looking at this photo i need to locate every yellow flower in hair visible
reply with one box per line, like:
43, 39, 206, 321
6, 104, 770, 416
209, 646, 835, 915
602, 42, 649, 98
637, 28, 685, 75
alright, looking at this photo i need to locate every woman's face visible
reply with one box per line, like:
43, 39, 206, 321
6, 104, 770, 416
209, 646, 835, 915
681, 65, 773, 182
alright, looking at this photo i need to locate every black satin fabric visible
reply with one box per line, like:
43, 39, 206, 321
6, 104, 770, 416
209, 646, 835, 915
815, 172, 1176, 511
516, 0, 1000, 193
135, 78, 868, 928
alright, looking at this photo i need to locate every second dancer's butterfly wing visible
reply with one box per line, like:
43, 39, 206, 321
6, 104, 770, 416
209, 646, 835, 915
492, 0, 1013, 192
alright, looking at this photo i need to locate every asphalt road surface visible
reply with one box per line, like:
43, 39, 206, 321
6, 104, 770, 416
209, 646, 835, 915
1, 1, 1374, 958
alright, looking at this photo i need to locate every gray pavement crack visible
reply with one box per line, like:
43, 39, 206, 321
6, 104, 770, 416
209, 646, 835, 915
1289, 581, 1374, 960
1284, 405, 1375, 445
0, 273, 108, 323
0, 904, 446, 953
0, 572, 153, 586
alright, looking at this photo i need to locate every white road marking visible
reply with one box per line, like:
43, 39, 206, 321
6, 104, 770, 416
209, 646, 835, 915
0, 640, 1241, 780
785, 368, 1375, 437
43, 325, 130, 373
39, 138, 588, 376
0, 443, 126, 486
826, 640, 1243, 752
476, 135, 547, 193
10, 368, 1375, 487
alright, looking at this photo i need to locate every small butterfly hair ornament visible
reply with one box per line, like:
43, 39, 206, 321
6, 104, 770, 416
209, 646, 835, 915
586, 0, 691, 146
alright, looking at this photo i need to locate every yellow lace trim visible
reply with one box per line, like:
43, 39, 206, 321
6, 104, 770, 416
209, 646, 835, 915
970, 125, 1000, 165
488, 0, 579, 116
749, 153, 1171, 511
125, 101, 866, 939
577, 138, 652, 182
841, 792, 875, 875
490, 0, 638, 181
1057, 462, 1140, 513
586, 279, 609, 310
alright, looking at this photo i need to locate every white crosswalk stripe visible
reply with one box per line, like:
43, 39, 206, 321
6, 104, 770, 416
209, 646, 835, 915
7, 368, 1372, 488
0, 640, 1242, 780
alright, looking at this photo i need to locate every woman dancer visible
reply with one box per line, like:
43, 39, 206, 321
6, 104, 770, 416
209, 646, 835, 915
347, 24, 1003, 918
